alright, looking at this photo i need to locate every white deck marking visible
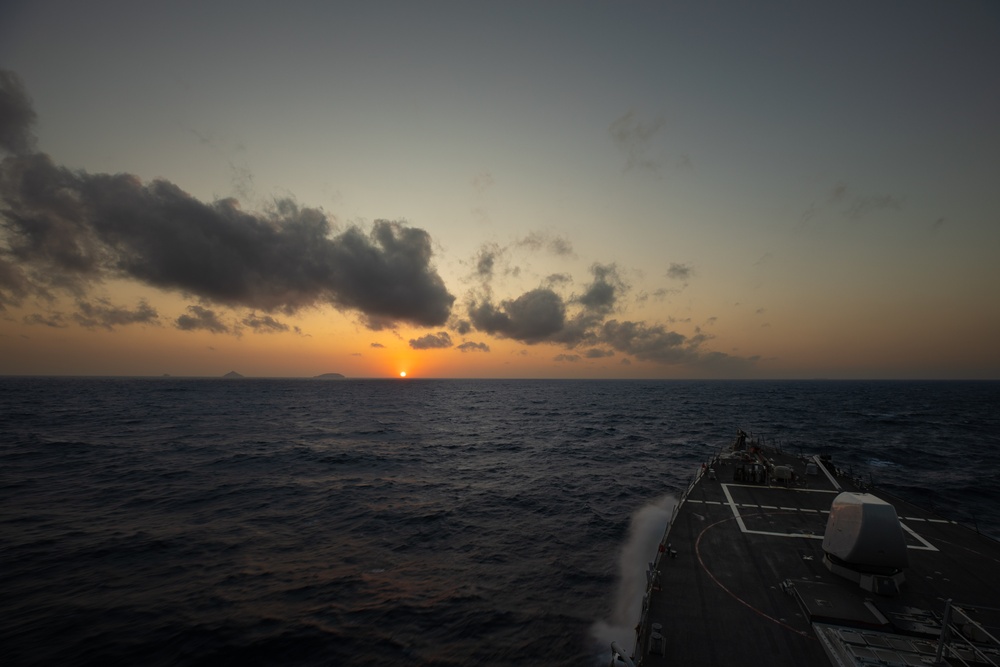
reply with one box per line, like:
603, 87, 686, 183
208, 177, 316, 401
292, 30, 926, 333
725, 483, 839, 493
717, 484, 937, 550
900, 522, 939, 552
744, 529, 824, 539
721, 483, 748, 533
813, 455, 842, 491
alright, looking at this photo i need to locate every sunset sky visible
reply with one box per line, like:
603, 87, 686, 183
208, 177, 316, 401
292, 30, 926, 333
1, 1, 998, 379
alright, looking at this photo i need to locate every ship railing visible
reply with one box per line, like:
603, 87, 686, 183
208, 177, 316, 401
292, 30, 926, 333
937, 600, 1000, 666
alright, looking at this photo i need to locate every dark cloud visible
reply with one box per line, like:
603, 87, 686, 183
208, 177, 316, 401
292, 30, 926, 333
409, 331, 452, 350
176, 305, 229, 333
585, 348, 615, 359
666, 263, 692, 281
468, 288, 566, 344
0, 154, 454, 327
242, 312, 289, 334
0, 71, 37, 156
0, 73, 454, 329
463, 264, 630, 353
609, 110, 665, 174
554, 354, 580, 362
74, 298, 159, 330
370, 342, 385, 348
577, 263, 624, 315
457, 341, 489, 353
357, 314, 401, 331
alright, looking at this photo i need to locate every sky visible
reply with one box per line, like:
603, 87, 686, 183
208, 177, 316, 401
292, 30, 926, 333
1, 1, 998, 379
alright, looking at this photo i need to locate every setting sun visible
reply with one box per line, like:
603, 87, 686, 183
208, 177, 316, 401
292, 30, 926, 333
399, 371, 407, 378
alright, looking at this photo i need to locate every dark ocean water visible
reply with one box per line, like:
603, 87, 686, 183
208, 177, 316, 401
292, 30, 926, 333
2, 378, 998, 666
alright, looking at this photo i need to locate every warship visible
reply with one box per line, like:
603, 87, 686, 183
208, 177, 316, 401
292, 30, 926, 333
611, 430, 1000, 666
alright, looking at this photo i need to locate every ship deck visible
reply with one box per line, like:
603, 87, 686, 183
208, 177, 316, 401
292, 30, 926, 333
630, 443, 1000, 667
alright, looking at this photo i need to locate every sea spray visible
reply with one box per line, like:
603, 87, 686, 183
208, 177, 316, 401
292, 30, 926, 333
591, 494, 678, 661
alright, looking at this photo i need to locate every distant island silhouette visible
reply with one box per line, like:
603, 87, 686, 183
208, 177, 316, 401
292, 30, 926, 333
314, 373, 345, 379
223, 371, 244, 378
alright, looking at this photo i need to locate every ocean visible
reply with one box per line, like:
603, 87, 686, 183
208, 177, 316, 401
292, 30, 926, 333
2, 378, 998, 666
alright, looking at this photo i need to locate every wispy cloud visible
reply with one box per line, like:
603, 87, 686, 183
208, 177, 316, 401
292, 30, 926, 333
23, 312, 67, 328
844, 194, 902, 220
515, 231, 574, 257
799, 182, 904, 227
241, 312, 290, 334
609, 110, 665, 174
176, 305, 229, 334
471, 170, 494, 195
74, 298, 159, 330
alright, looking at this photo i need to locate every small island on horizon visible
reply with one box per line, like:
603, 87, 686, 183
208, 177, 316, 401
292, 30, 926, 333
213, 371, 347, 379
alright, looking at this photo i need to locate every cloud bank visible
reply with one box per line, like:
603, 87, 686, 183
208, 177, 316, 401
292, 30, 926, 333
466, 263, 752, 371
0, 71, 454, 327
